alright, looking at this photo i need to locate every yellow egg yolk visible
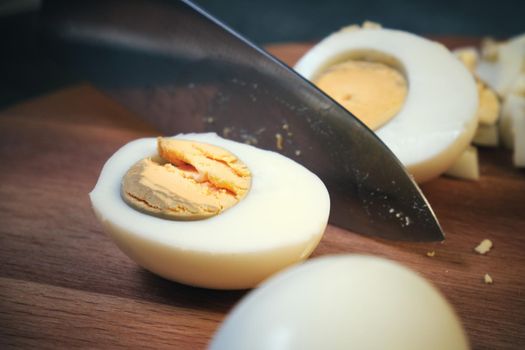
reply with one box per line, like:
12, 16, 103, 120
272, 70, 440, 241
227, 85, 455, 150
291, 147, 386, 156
314, 60, 408, 130
121, 137, 251, 220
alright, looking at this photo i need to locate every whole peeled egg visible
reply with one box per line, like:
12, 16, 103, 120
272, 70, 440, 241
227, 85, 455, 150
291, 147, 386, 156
210, 255, 469, 350
89, 133, 330, 289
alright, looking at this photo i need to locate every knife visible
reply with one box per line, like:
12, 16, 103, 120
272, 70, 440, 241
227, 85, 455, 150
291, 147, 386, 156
40, 0, 443, 241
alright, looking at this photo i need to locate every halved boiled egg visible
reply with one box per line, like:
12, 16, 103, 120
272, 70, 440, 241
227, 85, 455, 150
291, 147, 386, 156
89, 133, 330, 289
295, 25, 479, 183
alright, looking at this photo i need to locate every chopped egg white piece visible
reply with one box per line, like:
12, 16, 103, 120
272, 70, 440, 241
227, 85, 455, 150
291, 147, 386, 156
480, 38, 500, 62
453, 47, 479, 73
210, 255, 469, 350
446, 46, 502, 180
476, 33, 525, 167
455, 47, 501, 127
500, 94, 525, 167
477, 59, 499, 90
490, 34, 525, 96
476, 83, 500, 126
90, 133, 330, 289
445, 146, 479, 181
295, 26, 478, 183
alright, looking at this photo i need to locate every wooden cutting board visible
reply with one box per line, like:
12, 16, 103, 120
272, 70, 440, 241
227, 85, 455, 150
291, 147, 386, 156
1, 41, 524, 350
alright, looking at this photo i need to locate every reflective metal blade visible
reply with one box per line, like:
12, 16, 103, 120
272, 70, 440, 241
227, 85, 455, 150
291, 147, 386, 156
42, 0, 444, 241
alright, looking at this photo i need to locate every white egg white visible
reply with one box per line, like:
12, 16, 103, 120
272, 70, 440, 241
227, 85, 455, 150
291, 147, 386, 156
485, 33, 525, 96
477, 33, 525, 167
89, 133, 330, 289
210, 255, 469, 350
295, 28, 479, 183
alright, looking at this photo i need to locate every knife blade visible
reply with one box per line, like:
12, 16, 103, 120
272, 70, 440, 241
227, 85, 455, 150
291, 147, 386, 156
40, 0, 444, 241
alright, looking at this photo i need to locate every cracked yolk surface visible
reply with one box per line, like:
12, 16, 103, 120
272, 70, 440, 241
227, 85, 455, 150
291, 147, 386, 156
121, 137, 251, 220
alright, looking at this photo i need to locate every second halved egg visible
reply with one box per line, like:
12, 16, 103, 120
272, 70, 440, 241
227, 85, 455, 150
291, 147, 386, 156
295, 25, 479, 183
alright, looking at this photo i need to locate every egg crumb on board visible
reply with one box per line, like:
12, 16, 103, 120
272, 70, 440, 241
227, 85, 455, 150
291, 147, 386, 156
294, 22, 478, 183
474, 238, 493, 254
426, 250, 436, 257
484, 273, 494, 284
210, 255, 469, 350
89, 133, 330, 289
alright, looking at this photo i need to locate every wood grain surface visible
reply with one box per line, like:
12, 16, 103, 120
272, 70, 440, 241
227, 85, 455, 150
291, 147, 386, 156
1, 40, 524, 349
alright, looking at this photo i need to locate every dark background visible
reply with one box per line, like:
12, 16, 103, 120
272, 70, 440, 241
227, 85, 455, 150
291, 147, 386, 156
0, 0, 523, 108
193, 0, 525, 43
